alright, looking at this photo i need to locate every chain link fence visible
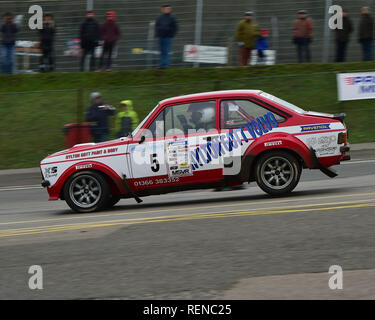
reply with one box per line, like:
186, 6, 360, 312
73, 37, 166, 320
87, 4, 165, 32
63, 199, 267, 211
2, 0, 375, 73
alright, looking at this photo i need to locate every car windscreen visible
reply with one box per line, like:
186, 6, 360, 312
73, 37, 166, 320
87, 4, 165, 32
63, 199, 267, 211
132, 103, 160, 137
259, 92, 305, 114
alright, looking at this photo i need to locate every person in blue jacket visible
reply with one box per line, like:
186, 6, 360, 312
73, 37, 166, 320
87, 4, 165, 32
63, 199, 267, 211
86, 92, 116, 143
1, 12, 18, 74
155, 4, 178, 68
256, 29, 269, 65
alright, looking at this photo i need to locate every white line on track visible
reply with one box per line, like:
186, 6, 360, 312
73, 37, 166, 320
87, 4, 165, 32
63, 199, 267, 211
1, 192, 375, 228
2, 198, 375, 234
0, 185, 42, 192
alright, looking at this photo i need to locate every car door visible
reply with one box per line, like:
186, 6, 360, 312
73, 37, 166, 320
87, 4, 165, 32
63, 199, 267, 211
218, 98, 286, 174
163, 100, 224, 185
128, 109, 168, 191
129, 99, 224, 191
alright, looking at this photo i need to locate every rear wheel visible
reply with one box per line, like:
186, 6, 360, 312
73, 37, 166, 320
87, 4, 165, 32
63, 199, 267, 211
255, 151, 301, 196
63, 171, 110, 213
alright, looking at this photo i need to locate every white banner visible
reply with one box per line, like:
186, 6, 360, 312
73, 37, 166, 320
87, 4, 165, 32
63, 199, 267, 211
337, 72, 375, 101
64, 40, 118, 58
250, 50, 276, 66
183, 44, 228, 64
15, 40, 42, 56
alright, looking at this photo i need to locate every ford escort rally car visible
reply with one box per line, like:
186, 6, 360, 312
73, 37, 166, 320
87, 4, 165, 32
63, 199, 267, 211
40, 90, 350, 213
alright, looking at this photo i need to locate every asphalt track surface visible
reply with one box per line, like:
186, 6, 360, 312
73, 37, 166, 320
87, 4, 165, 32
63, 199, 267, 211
1, 150, 375, 299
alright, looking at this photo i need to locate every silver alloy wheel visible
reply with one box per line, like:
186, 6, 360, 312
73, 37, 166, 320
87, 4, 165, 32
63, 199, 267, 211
69, 174, 102, 208
260, 156, 295, 190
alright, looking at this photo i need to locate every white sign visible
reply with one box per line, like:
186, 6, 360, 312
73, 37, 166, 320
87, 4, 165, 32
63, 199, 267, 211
64, 40, 117, 58
337, 72, 375, 101
15, 40, 42, 56
183, 44, 228, 64
250, 50, 276, 66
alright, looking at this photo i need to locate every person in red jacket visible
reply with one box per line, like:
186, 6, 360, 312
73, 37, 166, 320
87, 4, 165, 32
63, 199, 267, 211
292, 10, 313, 63
98, 11, 120, 71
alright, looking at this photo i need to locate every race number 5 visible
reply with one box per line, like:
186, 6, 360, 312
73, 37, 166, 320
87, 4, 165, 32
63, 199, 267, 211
150, 153, 160, 172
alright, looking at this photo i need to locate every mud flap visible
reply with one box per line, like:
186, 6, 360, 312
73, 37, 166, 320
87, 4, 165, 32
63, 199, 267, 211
309, 148, 338, 178
122, 175, 143, 203
239, 154, 256, 183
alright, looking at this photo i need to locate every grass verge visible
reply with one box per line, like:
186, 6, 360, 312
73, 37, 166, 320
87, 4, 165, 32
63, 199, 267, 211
1, 62, 375, 169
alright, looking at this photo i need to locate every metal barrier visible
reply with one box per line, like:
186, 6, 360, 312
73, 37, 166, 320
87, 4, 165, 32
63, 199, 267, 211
1, 0, 374, 73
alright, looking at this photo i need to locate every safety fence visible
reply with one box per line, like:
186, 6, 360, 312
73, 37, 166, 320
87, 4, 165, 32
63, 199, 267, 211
1, 71, 374, 169
1, 0, 375, 73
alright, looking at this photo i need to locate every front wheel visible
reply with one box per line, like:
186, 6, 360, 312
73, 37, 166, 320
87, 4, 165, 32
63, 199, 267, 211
63, 171, 110, 213
255, 151, 301, 196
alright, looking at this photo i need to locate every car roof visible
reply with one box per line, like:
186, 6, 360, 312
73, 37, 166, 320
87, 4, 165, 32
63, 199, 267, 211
159, 90, 262, 105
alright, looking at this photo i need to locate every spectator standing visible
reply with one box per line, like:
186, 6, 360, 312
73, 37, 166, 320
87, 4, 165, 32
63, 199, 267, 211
335, 9, 353, 63
39, 14, 56, 72
358, 7, 374, 61
256, 29, 269, 65
115, 100, 139, 138
86, 92, 116, 143
155, 4, 178, 69
1, 12, 18, 74
98, 11, 120, 71
292, 10, 313, 63
79, 10, 100, 71
235, 11, 260, 66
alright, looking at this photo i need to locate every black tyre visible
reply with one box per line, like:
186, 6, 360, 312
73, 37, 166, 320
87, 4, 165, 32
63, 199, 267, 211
63, 171, 110, 213
255, 151, 301, 196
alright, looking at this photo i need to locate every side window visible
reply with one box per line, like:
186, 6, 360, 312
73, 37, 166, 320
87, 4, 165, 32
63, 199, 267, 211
220, 99, 284, 129
147, 110, 165, 138
148, 101, 217, 137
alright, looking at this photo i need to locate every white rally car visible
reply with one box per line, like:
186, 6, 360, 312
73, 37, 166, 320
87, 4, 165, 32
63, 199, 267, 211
40, 90, 350, 212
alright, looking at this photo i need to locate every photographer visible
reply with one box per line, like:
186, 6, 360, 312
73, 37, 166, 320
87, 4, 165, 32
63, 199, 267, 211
86, 92, 116, 143
38, 13, 56, 72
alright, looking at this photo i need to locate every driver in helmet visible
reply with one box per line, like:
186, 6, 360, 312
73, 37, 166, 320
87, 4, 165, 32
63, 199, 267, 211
187, 102, 215, 131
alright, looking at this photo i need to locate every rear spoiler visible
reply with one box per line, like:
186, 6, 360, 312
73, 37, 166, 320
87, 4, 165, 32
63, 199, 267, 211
303, 111, 346, 123
333, 113, 346, 123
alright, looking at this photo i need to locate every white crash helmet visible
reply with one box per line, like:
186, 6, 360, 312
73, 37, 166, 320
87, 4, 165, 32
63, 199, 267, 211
199, 107, 215, 123
227, 102, 239, 112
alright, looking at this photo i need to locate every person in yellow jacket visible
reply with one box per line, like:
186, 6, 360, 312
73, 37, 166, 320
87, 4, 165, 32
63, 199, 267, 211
235, 11, 260, 66
115, 100, 139, 138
